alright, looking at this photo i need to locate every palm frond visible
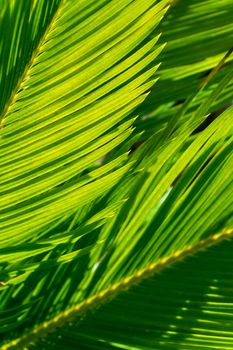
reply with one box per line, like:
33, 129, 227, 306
136, 0, 233, 138
0, 1, 233, 350
47, 238, 233, 350
0, 0, 168, 240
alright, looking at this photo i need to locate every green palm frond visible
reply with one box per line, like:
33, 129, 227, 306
136, 0, 233, 138
0, 0, 168, 240
0, 0, 233, 350
0, 0, 61, 116
49, 237, 233, 350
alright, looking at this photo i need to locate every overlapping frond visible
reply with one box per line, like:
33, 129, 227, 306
1, 101, 232, 349
136, 0, 233, 138
0, 0, 168, 242
0, 0, 169, 346
49, 238, 233, 350
0, 1, 233, 350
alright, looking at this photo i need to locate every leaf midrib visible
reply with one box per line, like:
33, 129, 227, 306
0, 0, 65, 127
1, 227, 232, 350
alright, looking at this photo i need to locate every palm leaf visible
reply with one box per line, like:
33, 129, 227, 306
45, 238, 233, 350
1, 102, 232, 348
0, 1, 233, 349
0, 0, 168, 240
136, 0, 233, 138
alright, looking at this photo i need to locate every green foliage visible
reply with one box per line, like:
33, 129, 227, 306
0, 0, 232, 349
